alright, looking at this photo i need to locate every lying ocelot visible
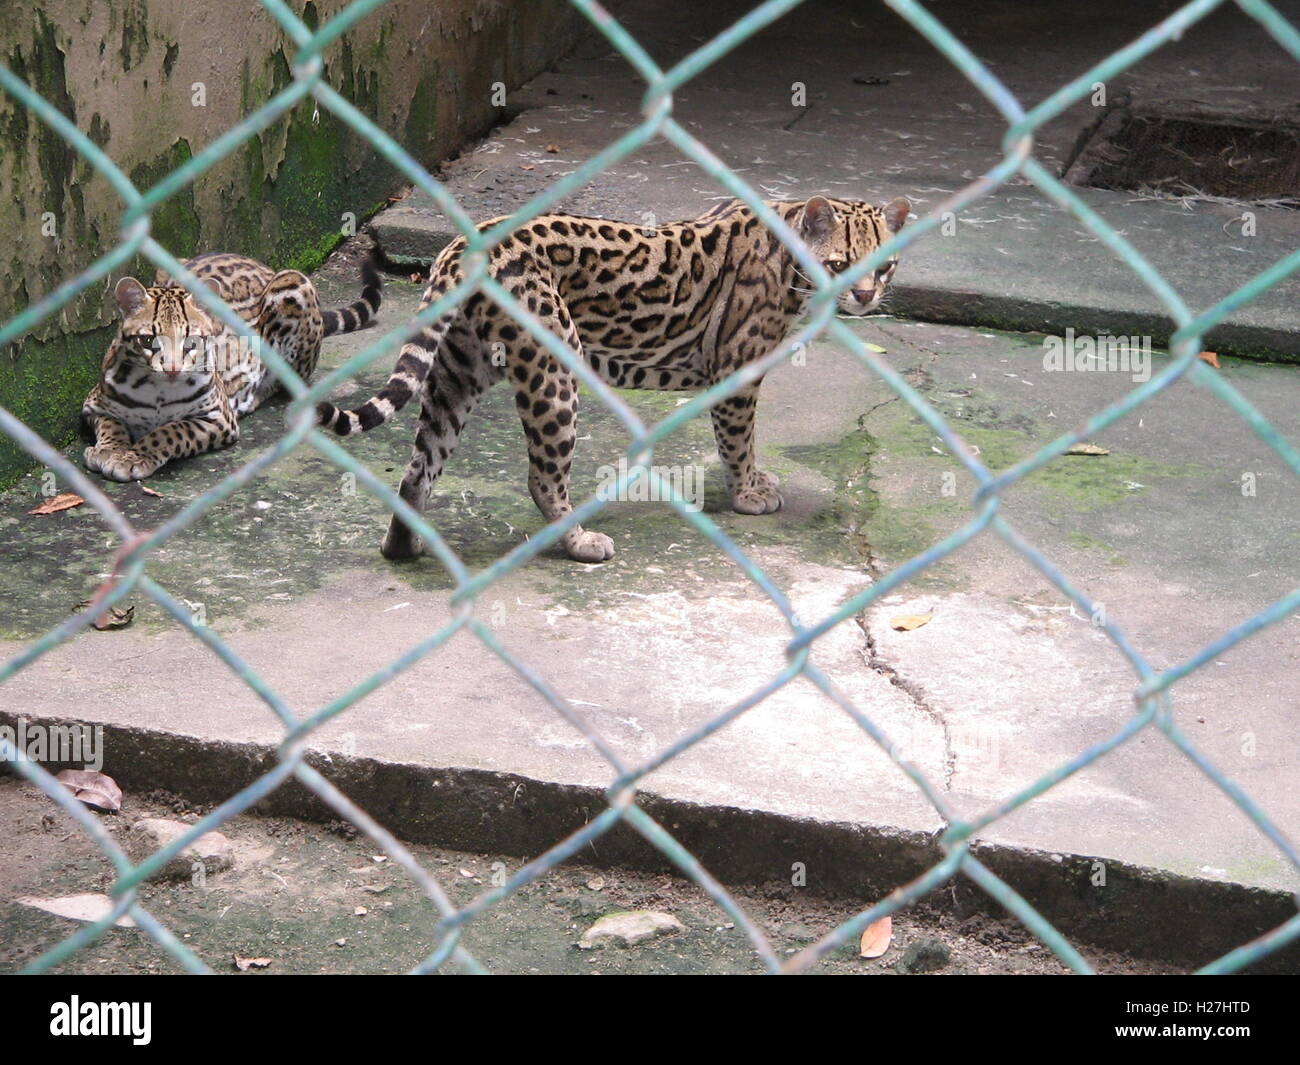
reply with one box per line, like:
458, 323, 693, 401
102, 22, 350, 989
317, 195, 909, 562
83, 253, 381, 481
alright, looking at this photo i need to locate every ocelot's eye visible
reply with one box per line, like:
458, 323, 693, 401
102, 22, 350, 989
824, 260, 848, 274
876, 261, 897, 279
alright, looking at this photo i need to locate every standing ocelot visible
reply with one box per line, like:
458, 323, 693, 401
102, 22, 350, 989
317, 196, 909, 562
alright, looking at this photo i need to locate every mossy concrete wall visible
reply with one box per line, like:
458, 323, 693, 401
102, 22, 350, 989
0, 0, 579, 486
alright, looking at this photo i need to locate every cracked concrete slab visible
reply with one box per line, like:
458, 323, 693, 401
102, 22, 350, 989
850, 317, 1300, 891
1, 256, 1297, 912
0, 276, 943, 839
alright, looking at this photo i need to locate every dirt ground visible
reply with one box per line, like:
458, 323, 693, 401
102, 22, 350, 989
0, 776, 1181, 975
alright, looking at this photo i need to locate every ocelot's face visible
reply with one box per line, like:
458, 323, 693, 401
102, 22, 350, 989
114, 278, 222, 376
800, 196, 911, 316
823, 251, 898, 315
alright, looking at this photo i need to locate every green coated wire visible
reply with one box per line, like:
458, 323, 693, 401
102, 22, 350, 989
0, 0, 1297, 975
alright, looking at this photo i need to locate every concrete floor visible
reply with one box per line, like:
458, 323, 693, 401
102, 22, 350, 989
1, 267, 1297, 896
378, 0, 1300, 357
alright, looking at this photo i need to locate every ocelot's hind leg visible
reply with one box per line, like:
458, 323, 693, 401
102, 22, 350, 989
508, 298, 613, 563
248, 270, 324, 406
381, 322, 495, 560
710, 381, 782, 514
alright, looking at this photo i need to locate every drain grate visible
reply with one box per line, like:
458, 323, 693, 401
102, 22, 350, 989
1063, 98, 1300, 206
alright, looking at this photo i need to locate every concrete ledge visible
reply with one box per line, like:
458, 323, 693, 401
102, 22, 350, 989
4, 711, 1296, 972
372, 208, 459, 269
892, 284, 1300, 365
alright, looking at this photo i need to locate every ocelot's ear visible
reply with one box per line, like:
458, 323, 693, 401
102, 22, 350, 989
255, 270, 309, 307
267, 269, 310, 291
800, 196, 838, 242
184, 277, 224, 315
114, 277, 148, 316
883, 197, 911, 234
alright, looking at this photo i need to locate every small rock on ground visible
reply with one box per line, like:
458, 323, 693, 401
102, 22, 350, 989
125, 818, 234, 881
896, 937, 952, 974
578, 910, 684, 949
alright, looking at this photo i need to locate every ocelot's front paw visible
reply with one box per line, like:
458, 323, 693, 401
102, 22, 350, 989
731, 469, 783, 515
564, 529, 615, 563
84, 445, 163, 482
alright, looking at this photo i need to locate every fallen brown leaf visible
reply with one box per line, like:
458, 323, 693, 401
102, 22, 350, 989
28, 493, 84, 516
95, 606, 134, 630
1198, 350, 1220, 369
1065, 443, 1109, 456
75, 600, 135, 631
859, 915, 893, 958
890, 612, 933, 632
140, 485, 164, 498
233, 955, 272, 971
521, 163, 537, 171
56, 769, 123, 812
544, 143, 560, 153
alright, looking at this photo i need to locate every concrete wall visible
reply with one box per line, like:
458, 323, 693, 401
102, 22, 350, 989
0, 0, 579, 485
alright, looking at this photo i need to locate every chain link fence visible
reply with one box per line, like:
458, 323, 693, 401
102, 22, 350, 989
2, 0, 1299, 974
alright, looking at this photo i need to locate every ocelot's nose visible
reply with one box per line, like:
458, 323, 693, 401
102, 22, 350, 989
851, 287, 875, 304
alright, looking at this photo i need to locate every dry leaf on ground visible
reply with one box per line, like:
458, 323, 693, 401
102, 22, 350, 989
55, 769, 123, 812
890, 612, 933, 631
75, 600, 135, 631
140, 485, 164, 498
1199, 350, 1220, 369
233, 955, 272, 971
28, 493, 84, 515
1065, 443, 1109, 456
94, 606, 134, 630
860, 915, 893, 958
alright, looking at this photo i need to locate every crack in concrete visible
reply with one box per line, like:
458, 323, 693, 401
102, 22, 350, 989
834, 320, 955, 795
856, 612, 957, 792
861, 393, 900, 420
782, 103, 814, 131
847, 320, 949, 578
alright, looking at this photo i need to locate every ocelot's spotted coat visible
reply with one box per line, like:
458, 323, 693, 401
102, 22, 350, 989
317, 195, 909, 562
83, 253, 381, 481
